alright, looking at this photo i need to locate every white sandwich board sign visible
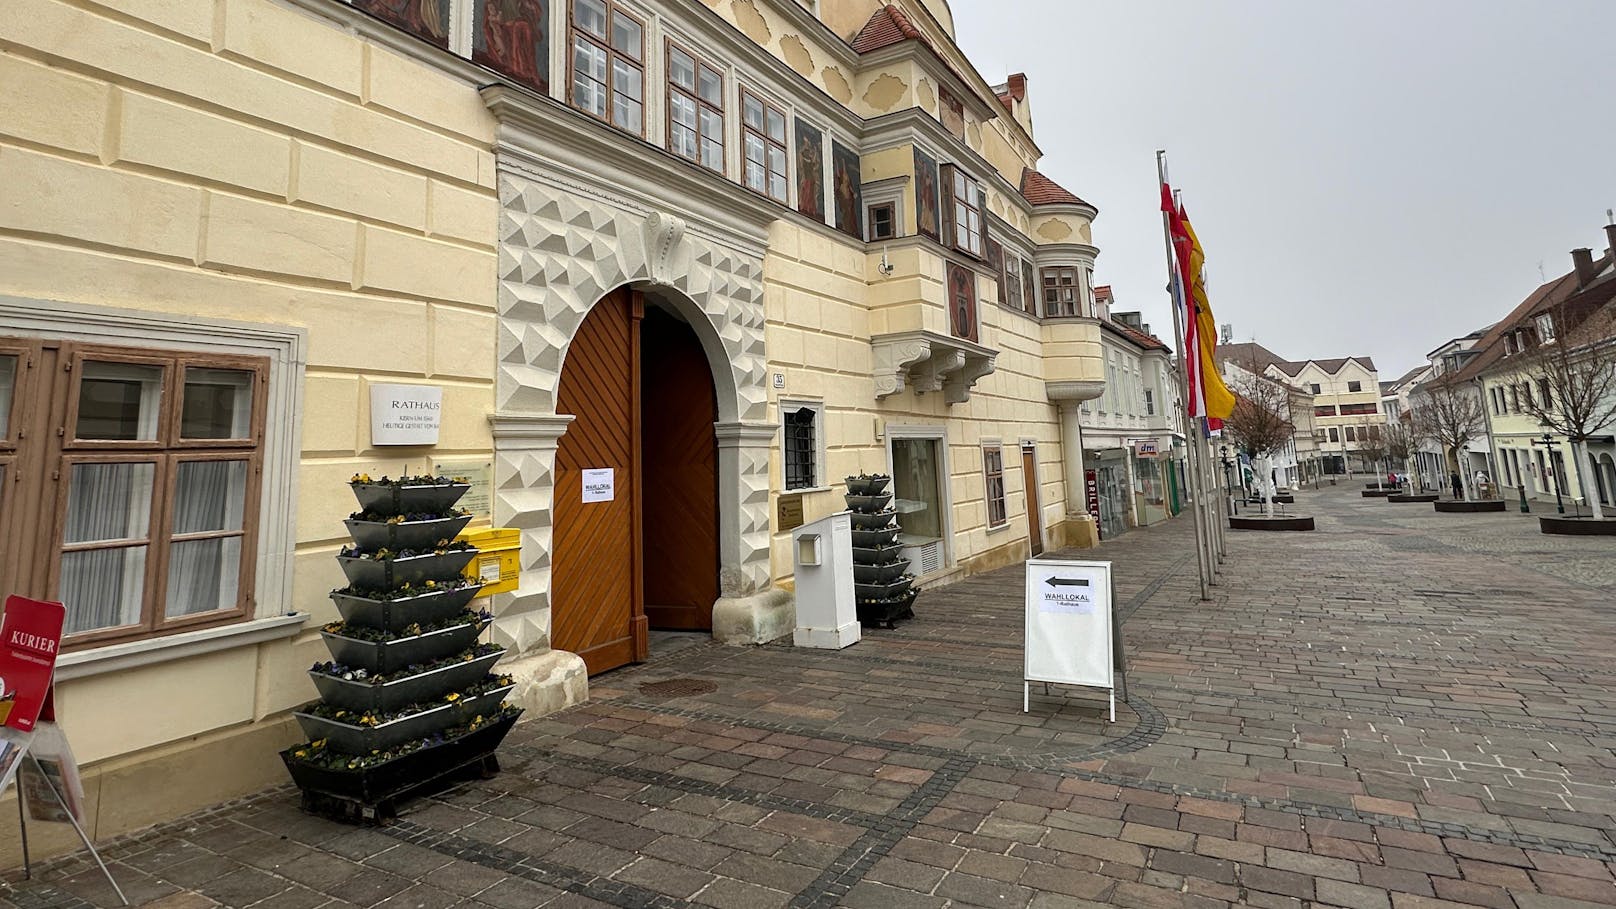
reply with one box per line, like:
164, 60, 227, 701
1023, 558, 1117, 721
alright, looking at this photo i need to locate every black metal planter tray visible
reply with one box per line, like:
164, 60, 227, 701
844, 475, 891, 495
338, 549, 478, 589
283, 711, 520, 821
344, 514, 474, 553
295, 685, 513, 753
853, 559, 911, 583
321, 620, 487, 674
851, 527, 901, 547
351, 481, 473, 515
855, 578, 915, 600
330, 584, 484, 633
311, 650, 506, 711
848, 511, 897, 530
857, 589, 917, 628
852, 544, 904, 563
844, 492, 894, 512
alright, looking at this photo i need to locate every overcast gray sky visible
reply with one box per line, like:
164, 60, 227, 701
951, 1, 1616, 380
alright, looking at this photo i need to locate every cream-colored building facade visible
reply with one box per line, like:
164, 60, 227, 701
0, 0, 1112, 856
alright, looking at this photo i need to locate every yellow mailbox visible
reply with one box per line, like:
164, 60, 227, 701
458, 527, 520, 595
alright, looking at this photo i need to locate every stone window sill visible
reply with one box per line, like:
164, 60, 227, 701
56, 613, 309, 682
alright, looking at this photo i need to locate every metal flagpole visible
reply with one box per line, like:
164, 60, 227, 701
1175, 188, 1220, 585
1157, 150, 1211, 601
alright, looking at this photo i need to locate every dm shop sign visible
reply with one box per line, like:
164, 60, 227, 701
371, 384, 442, 446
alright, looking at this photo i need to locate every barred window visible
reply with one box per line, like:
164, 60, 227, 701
782, 402, 820, 491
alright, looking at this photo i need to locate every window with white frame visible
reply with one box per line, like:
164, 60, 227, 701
1144, 387, 1155, 416
780, 399, 823, 491
1536, 313, 1556, 343
982, 444, 1006, 527
1002, 254, 1024, 312
1328, 427, 1339, 443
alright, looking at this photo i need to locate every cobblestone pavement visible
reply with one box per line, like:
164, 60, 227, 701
10, 485, 1616, 909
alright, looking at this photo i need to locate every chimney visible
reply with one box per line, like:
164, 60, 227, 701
1605, 222, 1616, 264
1572, 247, 1596, 287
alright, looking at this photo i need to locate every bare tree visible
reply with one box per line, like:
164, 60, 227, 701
1412, 381, 1487, 500
1224, 362, 1295, 516
1357, 423, 1389, 489
1516, 303, 1616, 519
1385, 419, 1424, 490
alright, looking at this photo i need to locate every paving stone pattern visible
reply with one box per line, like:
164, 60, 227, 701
8, 486, 1616, 908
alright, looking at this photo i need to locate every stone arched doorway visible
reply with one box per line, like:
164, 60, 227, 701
1597, 452, 1616, 507
548, 288, 727, 675
488, 169, 787, 702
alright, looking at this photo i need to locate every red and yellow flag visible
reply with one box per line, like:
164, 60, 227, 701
1177, 209, 1236, 422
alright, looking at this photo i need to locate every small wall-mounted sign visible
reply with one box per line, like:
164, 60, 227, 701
777, 493, 805, 531
434, 460, 492, 520
371, 383, 442, 446
1132, 439, 1160, 458
772, 372, 786, 390
582, 468, 615, 503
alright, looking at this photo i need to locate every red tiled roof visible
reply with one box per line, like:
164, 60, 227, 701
1104, 318, 1171, 354
851, 5, 928, 54
1019, 168, 1092, 208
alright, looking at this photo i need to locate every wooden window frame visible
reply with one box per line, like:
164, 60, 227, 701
983, 444, 1007, 527
568, 0, 646, 136
940, 164, 983, 258
866, 201, 896, 241
741, 87, 789, 204
0, 339, 41, 453
1041, 265, 1080, 317
1001, 253, 1023, 313
665, 38, 724, 174
5, 341, 270, 649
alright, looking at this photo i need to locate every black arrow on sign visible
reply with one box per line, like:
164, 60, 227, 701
1045, 577, 1089, 588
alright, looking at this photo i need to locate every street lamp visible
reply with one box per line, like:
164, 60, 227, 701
1530, 432, 1565, 515
1219, 443, 1237, 515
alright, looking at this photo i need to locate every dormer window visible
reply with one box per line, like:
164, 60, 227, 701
1536, 313, 1557, 343
1504, 333, 1517, 355
940, 165, 983, 257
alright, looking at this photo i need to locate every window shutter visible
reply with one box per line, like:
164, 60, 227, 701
939, 163, 958, 249
986, 239, 1004, 304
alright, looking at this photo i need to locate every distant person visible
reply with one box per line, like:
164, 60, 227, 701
1450, 472, 1463, 499
1474, 470, 1490, 497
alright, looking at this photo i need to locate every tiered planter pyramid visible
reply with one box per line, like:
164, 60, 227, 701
281, 475, 521, 821
845, 475, 918, 628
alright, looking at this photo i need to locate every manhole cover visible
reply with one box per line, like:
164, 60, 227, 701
639, 678, 717, 698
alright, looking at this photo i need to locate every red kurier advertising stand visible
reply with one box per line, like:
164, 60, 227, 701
0, 595, 126, 906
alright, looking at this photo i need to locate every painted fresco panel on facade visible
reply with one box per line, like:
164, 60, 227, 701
947, 260, 978, 342
353, 0, 451, 47
832, 140, 862, 239
473, 0, 550, 92
795, 118, 824, 222
913, 146, 940, 241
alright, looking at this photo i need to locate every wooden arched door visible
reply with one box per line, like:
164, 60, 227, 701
553, 289, 647, 674
641, 307, 718, 630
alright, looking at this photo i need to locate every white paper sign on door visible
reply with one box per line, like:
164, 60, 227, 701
581, 468, 615, 503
